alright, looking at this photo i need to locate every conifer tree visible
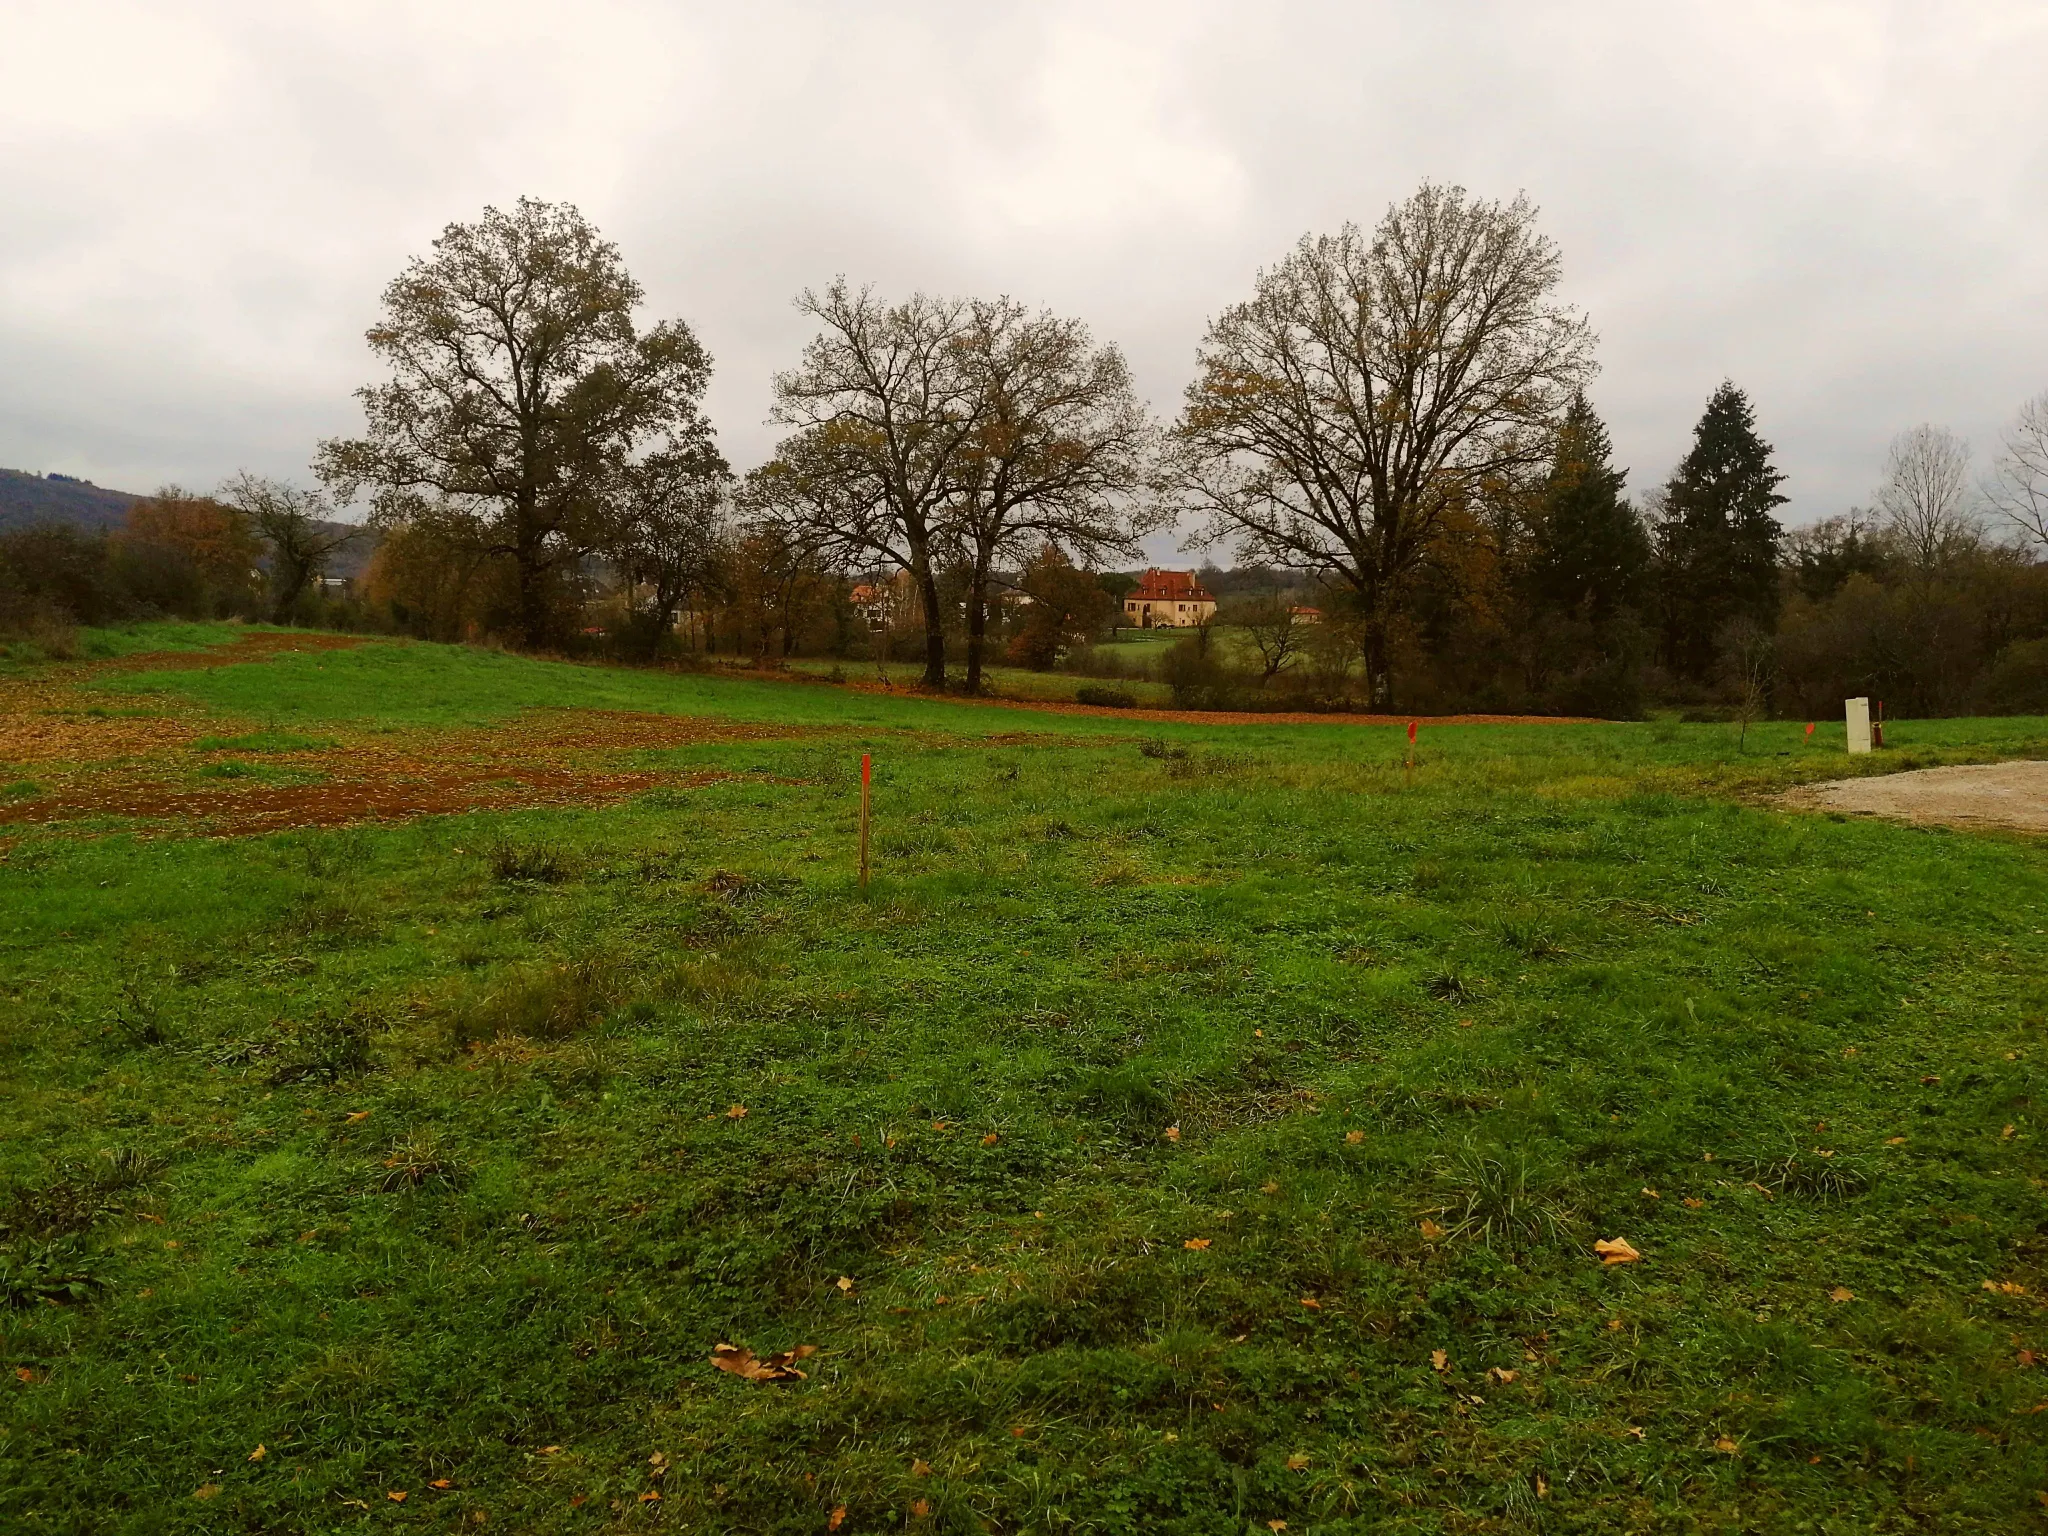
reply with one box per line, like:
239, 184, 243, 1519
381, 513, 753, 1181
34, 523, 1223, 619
1525, 395, 1647, 625
1654, 381, 1787, 680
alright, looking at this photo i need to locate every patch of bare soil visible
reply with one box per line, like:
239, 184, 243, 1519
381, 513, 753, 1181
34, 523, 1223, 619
92, 630, 372, 673
1, 656, 806, 835
1781, 760, 2048, 834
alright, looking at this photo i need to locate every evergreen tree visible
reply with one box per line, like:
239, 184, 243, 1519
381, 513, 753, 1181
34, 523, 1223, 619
1525, 395, 1648, 625
1655, 381, 1787, 680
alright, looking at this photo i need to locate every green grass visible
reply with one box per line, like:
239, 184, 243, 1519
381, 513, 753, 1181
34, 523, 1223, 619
3, 629, 2047, 1532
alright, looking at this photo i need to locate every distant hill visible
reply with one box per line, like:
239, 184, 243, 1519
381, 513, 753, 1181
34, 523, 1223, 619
0, 466, 138, 534
0, 467, 377, 578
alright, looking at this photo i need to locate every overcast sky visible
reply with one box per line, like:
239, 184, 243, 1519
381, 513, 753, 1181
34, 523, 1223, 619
4, 0, 2045, 552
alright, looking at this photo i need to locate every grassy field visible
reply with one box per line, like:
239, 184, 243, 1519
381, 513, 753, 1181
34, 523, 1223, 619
3, 625, 2046, 1533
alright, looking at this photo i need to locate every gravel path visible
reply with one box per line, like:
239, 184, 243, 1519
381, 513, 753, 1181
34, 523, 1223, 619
1782, 759, 2048, 834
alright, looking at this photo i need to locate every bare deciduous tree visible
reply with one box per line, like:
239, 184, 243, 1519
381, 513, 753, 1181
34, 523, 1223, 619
1171, 183, 1596, 707
949, 300, 1159, 692
758, 283, 979, 688
1232, 595, 1309, 685
609, 439, 731, 656
1986, 391, 2048, 554
318, 198, 713, 649
1875, 425, 1979, 576
219, 473, 360, 624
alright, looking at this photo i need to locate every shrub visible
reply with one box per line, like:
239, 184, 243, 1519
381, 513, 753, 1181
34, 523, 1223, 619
1074, 684, 1135, 708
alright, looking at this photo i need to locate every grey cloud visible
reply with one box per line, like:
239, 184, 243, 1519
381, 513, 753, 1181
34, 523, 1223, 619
3, 0, 2044, 544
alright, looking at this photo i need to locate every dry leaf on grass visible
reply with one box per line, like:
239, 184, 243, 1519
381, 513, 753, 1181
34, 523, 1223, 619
429, 1478, 452, 1489
1430, 1349, 1448, 1372
1420, 1219, 1446, 1241
836, 1276, 855, 1294
193, 1485, 220, 1501
1345, 1130, 1364, 1145
1488, 1367, 1517, 1383
1886, 1136, 1907, 1145
1286, 1453, 1309, 1471
710, 1342, 817, 1382
1985, 1280, 2029, 1296
726, 1104, 747, 1119
1299, 1296, 1321, 1310
538, 1445, 561, 1455
638, 1490, 661, 1503
345, 1111, 369, 1123
1183, 1238, 1211, 1251
828, 1507, 846, 1531
1163, 1126, 1180, 1142
248, 1444, 266, 1462
911, 1459, 931, 1477
981, 1133, 999, 1146
387, 1491, 407, 1502
1829, 1287, 1854, 1303
1713, 1437, 1740, 1455
1594, 1237, 1642, 1265
911, 1498, 931, 1517
1682, 1197, 1706, 1209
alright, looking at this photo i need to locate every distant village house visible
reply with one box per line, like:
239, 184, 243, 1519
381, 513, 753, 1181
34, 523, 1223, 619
1122, 568, 1216, 629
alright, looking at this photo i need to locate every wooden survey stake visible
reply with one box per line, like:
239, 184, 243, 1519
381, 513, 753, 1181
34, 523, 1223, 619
859, 753, 871, 891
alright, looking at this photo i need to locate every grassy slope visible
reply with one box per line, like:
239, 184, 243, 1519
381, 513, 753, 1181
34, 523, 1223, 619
2, 627, 2046, 1533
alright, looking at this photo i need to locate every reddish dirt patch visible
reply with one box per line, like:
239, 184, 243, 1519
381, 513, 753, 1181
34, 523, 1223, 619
94, 630, 372, 673
0, 693, 806, 836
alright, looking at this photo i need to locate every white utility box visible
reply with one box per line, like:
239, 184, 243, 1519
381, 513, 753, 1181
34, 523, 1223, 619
1845, 697, 1872, 755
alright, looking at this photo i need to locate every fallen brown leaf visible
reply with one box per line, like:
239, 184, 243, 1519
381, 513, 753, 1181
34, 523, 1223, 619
1488, 1367, 1518, 1383
828, 1506, 846, 1531
1299, 1296, 1321, 1310
1163, 1126, 1180, 1142
1345, 1130, 1365, 1145
1683, 1197, 1706, 1209
710, 1342, 818, 1382
14, 1368, 34, 1383
2003, 1124, 2017, 1140
1430, 1349, 1448, 1372
538, 1445, 561, 1455
1183, 1238, 1211, 1251
911, 1498, 930, 1518
1260, 1181, 1280, 1195
1829, 1287, 1854, 1303
1420, 1218, 1446, 1241
1285, 1453, 1309, 1471
194, 1485, 220, 1501
345, 1111, 369, 1123
726, 1104, 748, 1119
1985, 1280, 2029, 1296
1886, 1136, 1907, 1145
1267, 1523, 1287, 1533
1594, 1237, 1642, 1265
388, 1491, 407, 1502
429, 1478, 452, 1489
912, 1459, 931, 1477
248, 1444, 266, 1462
1714, 1437, 1739, 1455
1641, 1187, 1659, 1199
638, 1490, 661, 1503
1536, 1474, 1549, 1498
981, 1133, 999, 1146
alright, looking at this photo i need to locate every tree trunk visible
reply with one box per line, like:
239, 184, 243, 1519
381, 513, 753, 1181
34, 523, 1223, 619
964, 566, 990, 694
916, 571, 947, 689
516, 557, 549, 651
1363, 619, 1394, 710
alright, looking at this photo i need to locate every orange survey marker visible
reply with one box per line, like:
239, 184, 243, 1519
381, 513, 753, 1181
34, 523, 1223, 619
859, 754, 871, 892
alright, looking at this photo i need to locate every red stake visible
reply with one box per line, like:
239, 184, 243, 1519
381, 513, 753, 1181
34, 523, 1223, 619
859, 754, 871, 891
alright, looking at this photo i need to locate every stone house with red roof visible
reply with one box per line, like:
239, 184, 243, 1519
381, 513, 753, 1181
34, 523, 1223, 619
1122, 568, 1216, 629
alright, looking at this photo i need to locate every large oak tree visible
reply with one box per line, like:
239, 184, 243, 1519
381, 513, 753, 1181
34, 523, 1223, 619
318, 198, 713, 649
755, 283, 978, 688
949, 299, 1157, 691
1171, 183, 1596, 707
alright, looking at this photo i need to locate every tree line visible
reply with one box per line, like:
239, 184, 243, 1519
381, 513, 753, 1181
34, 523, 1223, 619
4, 187, 2045, 716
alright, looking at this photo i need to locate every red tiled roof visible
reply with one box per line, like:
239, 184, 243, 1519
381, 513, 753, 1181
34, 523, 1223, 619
1127, 568, 1214, 603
